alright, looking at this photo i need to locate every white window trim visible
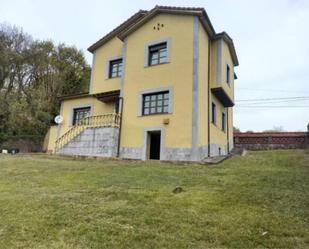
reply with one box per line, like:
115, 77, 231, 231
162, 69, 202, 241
142, 126, 166, 160
137, 86, 173, 117
105, 55, 123, 80
144, 38, 171, 67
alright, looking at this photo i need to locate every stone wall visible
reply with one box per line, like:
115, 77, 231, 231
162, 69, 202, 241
57, 127, 119, 157
234, 132, 309, 150
0, 137, 43, 153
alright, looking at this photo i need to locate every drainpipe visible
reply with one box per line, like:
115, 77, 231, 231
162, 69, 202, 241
207, 37, 211, 157
227, 108, 229, 153
116, 97, 124, 158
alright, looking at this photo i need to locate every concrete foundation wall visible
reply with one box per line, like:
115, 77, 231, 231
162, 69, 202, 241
57, 127, 119, 157
56, 126, 229, 160
119, 144, 227, 161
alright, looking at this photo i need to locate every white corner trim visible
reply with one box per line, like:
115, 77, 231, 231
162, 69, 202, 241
89, 52, 96, 94
120, 38, 128, 97
217, 39, 224, 85
137, 86, 174, 117
192, 16, 199, 161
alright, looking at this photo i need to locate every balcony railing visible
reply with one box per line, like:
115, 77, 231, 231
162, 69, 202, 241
55, 113, 121, 152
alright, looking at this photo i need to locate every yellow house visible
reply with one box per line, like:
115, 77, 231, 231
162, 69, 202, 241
45, 6, 239, 161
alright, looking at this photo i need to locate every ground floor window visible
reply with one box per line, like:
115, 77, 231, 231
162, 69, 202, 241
142, 91, 169, 115
212, 102, 216, 124
72, 107, 91, 125
222, 112, 226, 132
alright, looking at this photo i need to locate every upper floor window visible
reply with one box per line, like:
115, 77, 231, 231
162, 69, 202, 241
226, 64, 230, 84
211, 102, 216, 124
72, 107, 91, 125
109, 58, 123, 78
222, 112, 226, 132
148, 42, 167, 66
142, 91, 169, 115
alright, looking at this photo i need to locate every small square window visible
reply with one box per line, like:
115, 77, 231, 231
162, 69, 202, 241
148, 42, 167, 66
109, 59, 123, 78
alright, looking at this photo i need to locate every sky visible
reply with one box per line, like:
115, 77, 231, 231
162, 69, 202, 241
1, 0, 308, 132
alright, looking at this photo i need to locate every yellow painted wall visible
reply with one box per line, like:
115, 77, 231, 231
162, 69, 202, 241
209, 38, 235, 153
210, 94, 228, 150
90, 37, 123, 94
228, 106, 233, 148
121, 14, 194, 149
198, 23, 209, 147
44, 125, 58, 153
210, 39, 234, 102
210, 40, 218, 88
220, 40, 234, 101
58, 96, 114, 138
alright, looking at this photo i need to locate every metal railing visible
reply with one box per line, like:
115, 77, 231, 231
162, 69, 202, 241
55, 113, 121, 152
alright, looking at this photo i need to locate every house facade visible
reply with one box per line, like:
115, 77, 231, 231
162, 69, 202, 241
45, 6, 239, 161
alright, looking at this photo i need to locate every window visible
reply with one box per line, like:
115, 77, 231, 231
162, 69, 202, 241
142, 91, 169, 115
109, 59, 123, 78
211, 102, 216, 124
222, 112, 226, 132
72, 107, 91, 125
114, 100, 120, 114
148, 42, 167, 66
226, 64, 230, 84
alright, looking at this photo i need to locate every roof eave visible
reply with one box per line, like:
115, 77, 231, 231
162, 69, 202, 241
118, 7, 216, 41
213, 32, 239, 66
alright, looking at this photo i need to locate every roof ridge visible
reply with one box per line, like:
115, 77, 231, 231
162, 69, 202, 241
155, 5, 205, 11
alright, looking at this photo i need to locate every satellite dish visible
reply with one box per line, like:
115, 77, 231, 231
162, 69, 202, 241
54, 115, 63, 124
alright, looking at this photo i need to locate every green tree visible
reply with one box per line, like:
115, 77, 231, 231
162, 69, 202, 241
0, 23, 90, 141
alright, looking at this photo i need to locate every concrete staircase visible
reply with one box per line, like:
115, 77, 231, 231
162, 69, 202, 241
55, 113, 121, 157
57, 127, 119, 157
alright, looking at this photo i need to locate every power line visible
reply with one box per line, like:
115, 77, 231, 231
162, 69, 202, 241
236, 96, 309, 102
236, 87, 309, 94
236, 105, 309, 108
237, 98, 309, 105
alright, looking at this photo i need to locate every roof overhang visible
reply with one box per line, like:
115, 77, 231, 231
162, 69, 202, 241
213, 32, 239, 66
59, 92, 90, 101
93, 90, 120, 103
117, 6, 216, 41
211, 87, 234, 107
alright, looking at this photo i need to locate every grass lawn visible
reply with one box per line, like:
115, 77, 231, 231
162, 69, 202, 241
0, 150, 308, 249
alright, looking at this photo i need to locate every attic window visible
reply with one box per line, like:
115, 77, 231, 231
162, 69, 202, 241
109, 58, 123, 78
148, 42, 167, 66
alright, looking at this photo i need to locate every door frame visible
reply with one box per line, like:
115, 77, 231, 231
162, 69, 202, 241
142, 126, 165, 160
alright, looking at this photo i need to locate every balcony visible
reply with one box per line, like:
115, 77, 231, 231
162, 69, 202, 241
211, 87, 234, 107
